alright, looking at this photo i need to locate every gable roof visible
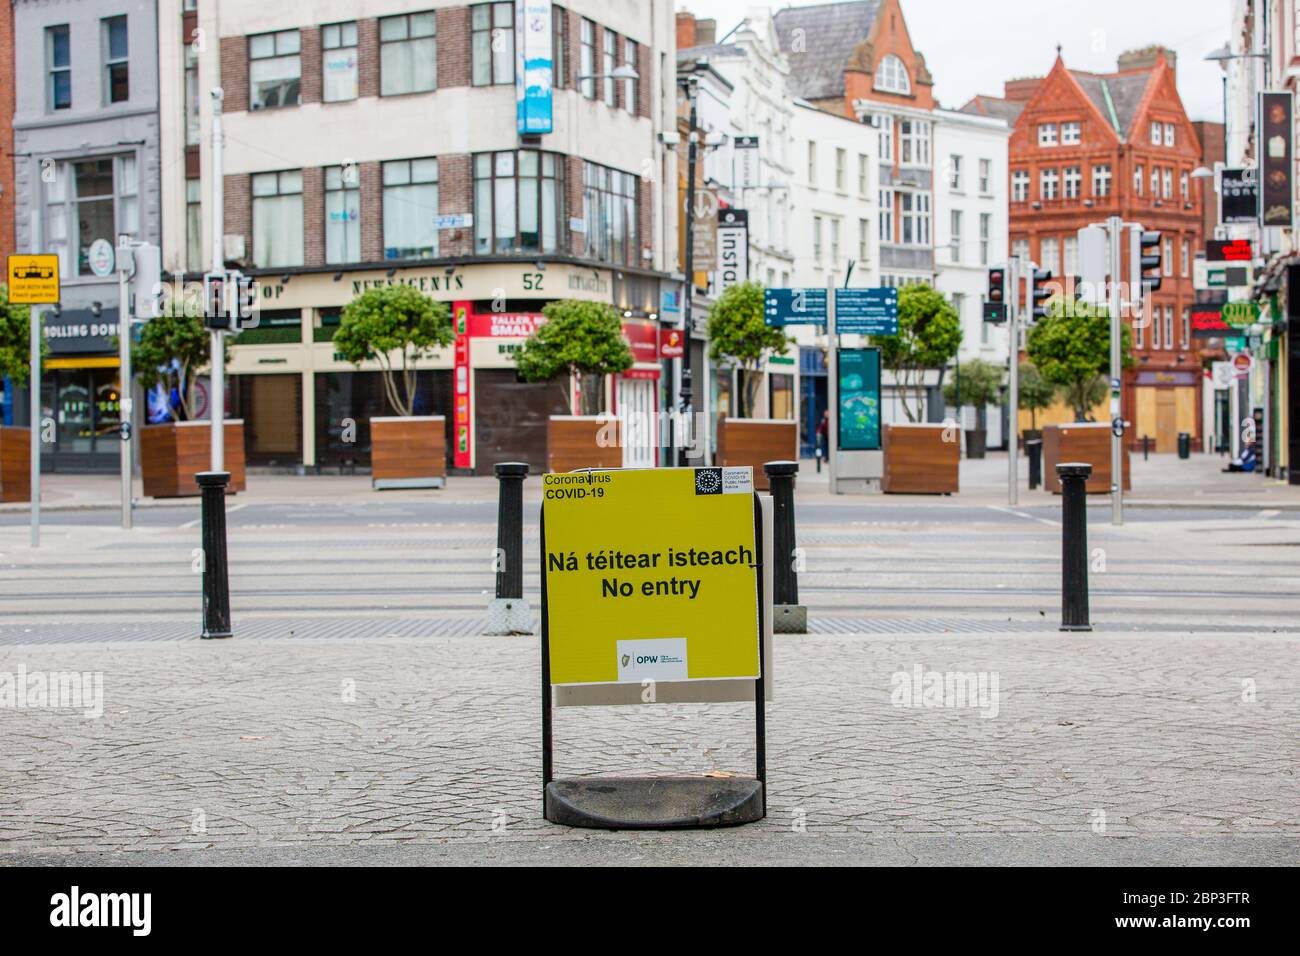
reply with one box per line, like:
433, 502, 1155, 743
773, 1, 882, 101
960, 94, 1025, 125
1068, 69, 1153, 139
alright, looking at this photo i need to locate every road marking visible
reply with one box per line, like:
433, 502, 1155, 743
1256, 509, 1281, 520
986, 504, 1060, 527
178, 501, 247, 529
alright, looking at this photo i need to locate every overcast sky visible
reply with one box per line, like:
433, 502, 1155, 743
679, 0, 1233, 122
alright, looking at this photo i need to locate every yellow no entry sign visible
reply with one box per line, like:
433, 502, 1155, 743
542, 467, 761, 685
6, 254, 60, 304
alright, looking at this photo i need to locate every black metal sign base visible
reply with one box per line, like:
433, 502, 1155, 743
544, 777, 764, 829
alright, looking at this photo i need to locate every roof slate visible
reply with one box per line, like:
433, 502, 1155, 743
773, 1, 882, 101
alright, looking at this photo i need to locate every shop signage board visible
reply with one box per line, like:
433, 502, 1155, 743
1206, 239, 1253, 262
715, 209, 748, 294
1258, 91, 1294, 229
835, 288, 899, 335
1191, 305, 1230, 338
1219, 167, 1258, 224
6, 254, 60, 304
763, 288, 827, 325
1221, 301, 1261, 329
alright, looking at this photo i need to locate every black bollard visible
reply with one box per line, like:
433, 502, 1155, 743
1026, 438, 1043, 490
1143, 435, 1150, 461
487, 462, 531, 634
1057, 462, 1092, 632
763, 460, 806, 633
197, 471, 232, 639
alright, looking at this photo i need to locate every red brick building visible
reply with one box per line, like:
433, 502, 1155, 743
967, 48, 1206, 451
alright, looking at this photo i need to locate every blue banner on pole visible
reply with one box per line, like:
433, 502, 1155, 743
764, 288, 827, 325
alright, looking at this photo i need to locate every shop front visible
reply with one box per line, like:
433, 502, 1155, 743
39, 307, 123, 473
1132, 368, 1200, 454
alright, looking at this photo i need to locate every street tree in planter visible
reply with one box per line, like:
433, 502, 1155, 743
705, 281, 791, 417
0, 285, 49, 502
1018, 362, 1058, 435
132, 300, 239, 497
1025, 297, 1131, 422
941, 358, 1004, 458
880, 283, 961, 422
515, 299, 633, 472
333, 285, 454, 488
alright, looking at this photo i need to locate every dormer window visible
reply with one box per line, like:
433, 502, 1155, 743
1038, 123, 1057, 146
874, 55, 910, 95
1061, 121, 1080, 145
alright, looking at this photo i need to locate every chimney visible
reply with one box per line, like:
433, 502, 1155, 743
1118, 46, 1176, 78
696, 18, 717, 46
1004, 77, 1043, 102
676, 12, 697, 51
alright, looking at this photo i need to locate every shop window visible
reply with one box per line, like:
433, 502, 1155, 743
769, 373, 795, 420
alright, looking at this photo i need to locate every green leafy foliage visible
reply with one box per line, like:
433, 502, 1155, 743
0, 284, 49, 384
879, 283, 961, 422
1025, 297, 1132, 421
132, 303, 228, 422
1017, 362, 1058, 430
942, 358, 1005, 409
514, 299, 632, 416
705, 281, 791, 417
333, 285, 453, 416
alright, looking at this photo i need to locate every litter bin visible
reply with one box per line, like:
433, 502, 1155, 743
1177, 432, 1191, 459
1026, 438, 1043, 490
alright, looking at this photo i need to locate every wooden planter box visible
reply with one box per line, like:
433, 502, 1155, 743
0, 426, 32, 503
371, 416, 446, 489
547, 416, 621, 474
1043, 422, 1131, 494
882, 423, 959, 494
141, 421, 246, 498
715, 418, 797, 491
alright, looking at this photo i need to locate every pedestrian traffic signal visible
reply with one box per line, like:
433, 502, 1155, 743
1138, 230, 1162, 294
1030, 268, 1053, 321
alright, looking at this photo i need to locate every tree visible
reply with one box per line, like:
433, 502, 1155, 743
1025, 297, 1132, 421
333, 285, 453, 417
514, 299, 632, 415
1017, 362, 1057, 431
0, 284, 49, 384
879, 283, 961, 422
132, 301, 229, 422
704, 281, 791, 417
942, 358, 1004, 430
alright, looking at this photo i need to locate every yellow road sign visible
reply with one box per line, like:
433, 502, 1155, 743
6, 254, 60, 304
543, 467, 760, 685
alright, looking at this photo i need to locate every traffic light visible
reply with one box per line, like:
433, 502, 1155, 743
1030, 268, 1053, 321
203, 272, 229, 330
1138, 230, 1162, 294
984, 267, 1007, 323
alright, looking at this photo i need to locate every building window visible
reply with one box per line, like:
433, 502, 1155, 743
1182, 307, 1190, 348
979, 213, 990, 265
858, 154, 869, 196
382, 158, 438, 260
579, 19, 595, 99
325, 164, 361, 264
873, 54, 909, 94
1012, 169, 1029, 202
1134, 312, 1144, 348
812, 215, 823, 261
1063, 165, 1081, 199
382, 12, 437, 95
1040, 168, 1058, 200
1092, 164, 1112, 197
1038, 123, 1057, 146
877, 115, 893, 163
949, 209, 962, 262
829, 217, 841, 262
47, 25, 72, 111
1163, 122, 1175, 146
43, 156, 139, 277
1180, 170, 1189, 199
1151, 121, 1161, 145
1135, 164, 1143, 195
622, 38, 637, 113
582, 161, 638, 266
1181, 238, 1190, 277
835, 148, 847, 191
978, 158, 991, 194
252, 170, 304, 267
859, 217, 870, 262
185, 44, 200, 145
1040, 237, 1059, 275
1011, 238, 1029, 262
899, 119, 930, 166
878, 190, 894, 242
553, 6, 566, 88
1163, 306, 1173, 349
1061, 121, 1080, 145
249, 29, 301, 110
1150, 167, 1159, 194
474, 149, 564, 254
806, 141, 817, 185
102, 16, 129, 104
949, 154, 963, 191
899, 192, 929, 245
472, 3, 513, 86
1063, 236, 1078, 277
1150, 305, 1160, 347
321, 21, 359, 102
1161, 168, 1172, 199
1162, 237, 1172, 275
601, 27, 616, 106
186, 179, 202, 273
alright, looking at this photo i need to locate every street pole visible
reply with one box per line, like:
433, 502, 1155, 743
677, 75, 699, 467
118, 240, 133, 529
1007, 256, 1020, 506
1107, 216, 1124, 526
826, 276, 838, 494
209, 87, 225, 472
29, 209, 42, 549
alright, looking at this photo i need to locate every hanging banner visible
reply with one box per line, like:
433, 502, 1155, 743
716, 209, 748, 293
1219, 167, 1258, 225
1258, 91, 1293, 229
452, 300, 472, 470
515, 0, 553, 135
691, 188, 719, 271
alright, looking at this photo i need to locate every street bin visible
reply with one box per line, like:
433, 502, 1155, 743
1026, 438, 1043, 490
1177, 432, 1191, 459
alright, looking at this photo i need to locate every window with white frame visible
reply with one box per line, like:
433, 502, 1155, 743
322, 21, 359, 102
249, 30, 301, 109
877, 114, 893, 163
1150, 167, 1159, 194
1181, 239, 1190, 277
47, 25, 71, 111
949, 209, 962, 262
899, 119, 930, 166
1134, 312, 1144, 348
251, 169, 304, 267
900, 192, 930, 245
813, 215, 823, 261
1162, 237, 1172, 275
1063, 165, 1081, 199
878, 189, 894, 242
1151, 121, 1161, 145
1092, 164, 1111, 197
979, 213, 990, 265
835, 148, 846, 191
1162, 168, 1172, 199
102, 16, 129, 104
1150, 305, 1160, 347
1063, 236, 1078, 277
1012, 169, 1029, 201
382, 158, 439, 260
186, 178, 202, 273
874, 54, 910, 94
829, 217, 841, 262
1061, 121, 1080, 145
859, 218, 870, 262
1182, 307, 1190, 347
1163, 122, 1175, 146
1180, 170, 1188, 199
1163, 305, 1173, 349
1040, 167, 1059, 200
1135, 164, 1143, 194
185, 44, 200, 144
1011, 238, 1029, 261
949, 154, 963, 191
44, 155, 140, 277
324, 164, 360, 264
979, 158, 991, 194
1040, 237, 1059, 275
807, 141, 817, 185
858, 153, 869, 196
472, 3, 512, 86
1038, 123, 1058, 146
